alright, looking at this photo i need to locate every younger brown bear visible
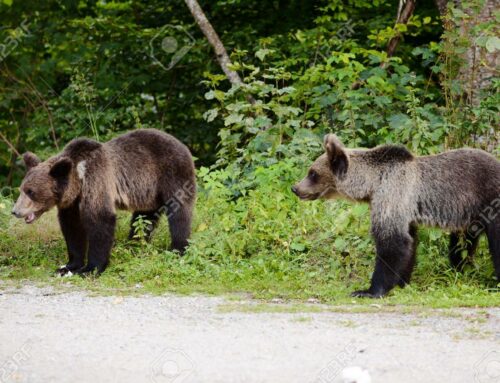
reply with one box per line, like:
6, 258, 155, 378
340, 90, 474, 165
12, 129, 196, 275
292, 134, 500, 298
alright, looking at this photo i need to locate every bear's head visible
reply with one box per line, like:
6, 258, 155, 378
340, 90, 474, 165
12, 152, 81, 224
291, 134, 349, 200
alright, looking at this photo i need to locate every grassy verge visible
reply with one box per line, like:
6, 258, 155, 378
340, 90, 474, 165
1, 210, 499, 308
1, 162, 499, 309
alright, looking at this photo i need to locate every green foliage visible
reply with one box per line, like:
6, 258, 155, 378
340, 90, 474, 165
203, 20, 498, 169
130, 214, 153, 243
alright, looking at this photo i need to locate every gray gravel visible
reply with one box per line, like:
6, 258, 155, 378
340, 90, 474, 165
0, 285, 499, 383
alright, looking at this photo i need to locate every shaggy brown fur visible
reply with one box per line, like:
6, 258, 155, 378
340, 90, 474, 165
292, 134, 500, 298
12, 129, 196, 275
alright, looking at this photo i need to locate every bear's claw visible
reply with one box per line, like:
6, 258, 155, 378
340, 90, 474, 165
56, 262, 84, 277
56, 266, 72, 277
351, 289, 384, 299
75, 264, 104, 277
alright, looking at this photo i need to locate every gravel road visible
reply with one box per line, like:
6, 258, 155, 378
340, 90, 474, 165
0, 285, 499, 383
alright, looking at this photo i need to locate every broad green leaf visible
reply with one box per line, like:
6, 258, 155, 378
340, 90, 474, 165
290, 242, 305, 251
485, 36, 500, 53
224, 113, 244, 126
255, 48, 274, 61
203, 108, 218, 122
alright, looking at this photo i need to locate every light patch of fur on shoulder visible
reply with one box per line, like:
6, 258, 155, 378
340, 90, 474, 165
77, 161, 87, 180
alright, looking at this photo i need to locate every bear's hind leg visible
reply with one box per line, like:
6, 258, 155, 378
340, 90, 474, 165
57, 202, 87, 276
166, 202, 193, 254
78, 209, 116, 275
449, 230, 479, 271
486, 215, 500, 281
128, 211, 160, 241
352, 227, 416, 298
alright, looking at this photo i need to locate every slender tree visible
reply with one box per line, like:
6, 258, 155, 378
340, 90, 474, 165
352, 0, 415, 89
183, 0, 243, 87
384, 0, 416, 66
184, 0, 256, 105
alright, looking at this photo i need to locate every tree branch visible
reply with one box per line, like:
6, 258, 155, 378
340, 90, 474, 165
0, 131, 21, 157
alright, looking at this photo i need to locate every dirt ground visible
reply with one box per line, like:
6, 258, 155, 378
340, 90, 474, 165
0, 285, 499, 383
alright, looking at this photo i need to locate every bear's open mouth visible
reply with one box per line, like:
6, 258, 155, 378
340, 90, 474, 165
24, 211, 43, 224
298, 193, 320, 201
25, 212, 36, 224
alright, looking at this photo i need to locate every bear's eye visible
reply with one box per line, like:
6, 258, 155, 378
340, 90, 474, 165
308, 170, 318, 182
25, 189, 35, 199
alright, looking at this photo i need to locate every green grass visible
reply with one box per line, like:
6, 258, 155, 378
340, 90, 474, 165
1, 164, 499, 309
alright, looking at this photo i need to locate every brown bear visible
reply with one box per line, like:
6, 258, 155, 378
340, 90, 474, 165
12, 129, 196, 275
292, 134, 500, 298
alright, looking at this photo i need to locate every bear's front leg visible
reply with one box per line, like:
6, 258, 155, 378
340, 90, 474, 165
352, 228, 416, 298
57, 202, 87, 276
77, 209, 116, 275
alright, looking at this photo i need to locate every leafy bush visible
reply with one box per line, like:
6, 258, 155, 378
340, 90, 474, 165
204, 45, 497, 170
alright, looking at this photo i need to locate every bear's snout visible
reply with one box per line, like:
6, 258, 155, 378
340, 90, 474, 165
11, 208, 22, 218
291, 185, 298, 195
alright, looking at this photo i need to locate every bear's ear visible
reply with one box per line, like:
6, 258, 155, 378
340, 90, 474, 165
49, 157, 73, 180
324, 134, 348, 178
23, 152, 41, 170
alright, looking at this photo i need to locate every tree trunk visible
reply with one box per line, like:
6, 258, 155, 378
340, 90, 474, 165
436, 0, 499, 104
184, 0, 243, 87
384, 0, 417, 65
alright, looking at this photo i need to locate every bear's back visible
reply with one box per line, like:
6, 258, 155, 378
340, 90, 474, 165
413, 148, 500, 229
417, 148, 500, 194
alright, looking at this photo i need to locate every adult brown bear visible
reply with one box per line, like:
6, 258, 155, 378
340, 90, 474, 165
292, 134, 500, 298
12, 129, 196, 275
